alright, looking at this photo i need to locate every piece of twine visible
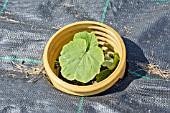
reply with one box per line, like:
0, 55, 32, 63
0, 0, 8, 14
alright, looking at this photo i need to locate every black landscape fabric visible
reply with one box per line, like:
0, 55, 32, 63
0, 0, 170, 113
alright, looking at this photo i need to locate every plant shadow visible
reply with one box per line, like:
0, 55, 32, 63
95, 37, 149, 96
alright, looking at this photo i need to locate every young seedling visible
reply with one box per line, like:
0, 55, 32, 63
57, 31, 120, 85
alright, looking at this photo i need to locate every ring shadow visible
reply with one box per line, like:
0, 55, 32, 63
95, 37, 149, 96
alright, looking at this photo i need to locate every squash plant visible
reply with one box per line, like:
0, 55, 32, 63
56, 31, 120, 85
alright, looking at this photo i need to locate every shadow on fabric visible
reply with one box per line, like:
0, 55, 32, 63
96, 37, 149, 96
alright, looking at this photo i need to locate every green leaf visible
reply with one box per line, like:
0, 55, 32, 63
96, 69, 112, 82
73, 31, 98, 51
102, 56, 113, 68
59, 39, 104, 83
109, 53, 120, 70
102, 51, 120, 70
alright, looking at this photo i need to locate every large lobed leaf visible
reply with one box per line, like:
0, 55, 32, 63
59, 32, 104, 83
73, 31, 98, 51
